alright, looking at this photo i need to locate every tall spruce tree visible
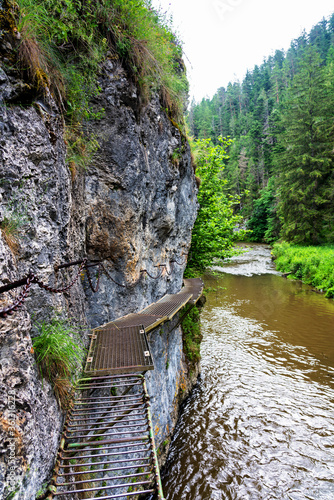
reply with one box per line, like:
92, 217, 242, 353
275, 46, 334, 244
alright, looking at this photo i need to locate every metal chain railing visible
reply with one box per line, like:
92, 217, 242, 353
99, 263, 145, 289
0, 259, 88, 319
161, 262, 174, 276
0, 278, 32, 318
170, 255, 187, 266
141, 266, 165, 280
0, 254, 187, 319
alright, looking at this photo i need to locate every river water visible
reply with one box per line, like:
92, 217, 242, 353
161, 244, 334, 500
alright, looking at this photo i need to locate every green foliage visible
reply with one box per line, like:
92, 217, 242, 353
182, 306, 202, 364
36, 483, 49, 499
12, 0, 188, 124
275, 46, 334, 244
65, 125, 100, 176
272, 242, 334, 297
0, 189, 29, 253
7, 0, 188, 177
187, 14, 334, 244
171, 147, 181, 165
109, 0, 189, 121
247, 177, 279, 243
186, 136, 246, 273
1, 212, 25, 253
5, 491, 18, 500
32, 315, 86, 406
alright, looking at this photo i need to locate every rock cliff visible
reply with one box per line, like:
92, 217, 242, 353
0, 48, 198, 499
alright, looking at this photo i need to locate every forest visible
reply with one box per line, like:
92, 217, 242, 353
188, 15, 334, 246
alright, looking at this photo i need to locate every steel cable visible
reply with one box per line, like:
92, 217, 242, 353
85, 263, 102, 293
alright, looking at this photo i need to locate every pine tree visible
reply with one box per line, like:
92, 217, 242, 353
187, 15, 334, 242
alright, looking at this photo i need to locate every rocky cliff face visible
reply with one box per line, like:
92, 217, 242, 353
0, 50, 198, 499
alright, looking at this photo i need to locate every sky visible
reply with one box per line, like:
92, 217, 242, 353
151, 0, 334, 102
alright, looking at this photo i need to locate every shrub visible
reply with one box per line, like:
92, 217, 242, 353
186, 137, 246, 273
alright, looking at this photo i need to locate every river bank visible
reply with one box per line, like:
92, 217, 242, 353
272, 242, 334, 298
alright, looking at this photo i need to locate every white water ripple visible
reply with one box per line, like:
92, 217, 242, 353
212, 244, 281, 276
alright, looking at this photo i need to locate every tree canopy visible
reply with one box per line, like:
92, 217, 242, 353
188, 14, 334, 245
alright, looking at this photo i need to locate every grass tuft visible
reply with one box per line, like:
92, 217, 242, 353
0, 208, 28, 254
10, 0, 187, 125
65, 125, 100, 175
15, 0, 65, 101
1, 218, 20, 254
3, 0, 188, 177
33, 316, 86, 408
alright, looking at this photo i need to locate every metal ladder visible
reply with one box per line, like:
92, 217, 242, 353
47, 374, 165, 499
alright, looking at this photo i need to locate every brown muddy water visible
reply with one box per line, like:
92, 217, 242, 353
161, 244, 334, 500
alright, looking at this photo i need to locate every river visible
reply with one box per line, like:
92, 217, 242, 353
161, 244, 334, 500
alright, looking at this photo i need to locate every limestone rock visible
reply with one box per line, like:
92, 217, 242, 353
0, 56, 198, 499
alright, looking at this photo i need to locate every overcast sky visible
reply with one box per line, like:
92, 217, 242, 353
151, 0, 334, 102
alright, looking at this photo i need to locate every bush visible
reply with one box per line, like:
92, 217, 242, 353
186, 137, 246, 274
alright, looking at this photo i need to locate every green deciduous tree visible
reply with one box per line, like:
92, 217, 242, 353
186, 137, 244, 272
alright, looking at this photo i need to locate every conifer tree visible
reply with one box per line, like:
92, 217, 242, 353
187, 15, 334, 242
275, 46, 334, 243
